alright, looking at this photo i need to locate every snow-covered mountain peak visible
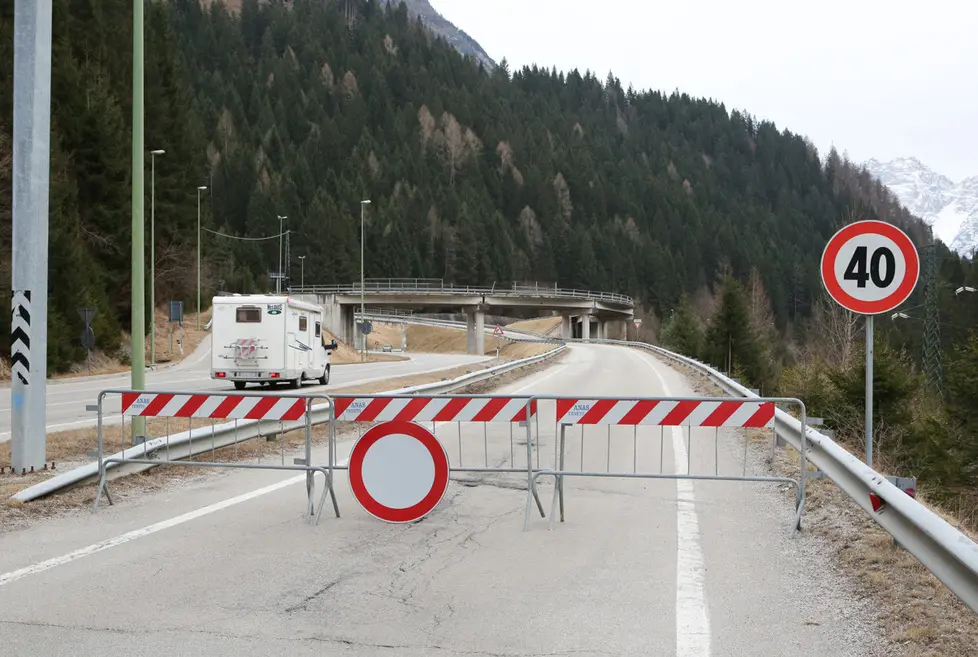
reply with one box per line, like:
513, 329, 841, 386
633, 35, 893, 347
865, 157, 978, 256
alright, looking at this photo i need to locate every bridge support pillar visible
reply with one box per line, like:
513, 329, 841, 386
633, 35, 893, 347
341, 305, 355, 345
581, 315, 591, 341
466, 306, 485, 354
561, 314, 572, 339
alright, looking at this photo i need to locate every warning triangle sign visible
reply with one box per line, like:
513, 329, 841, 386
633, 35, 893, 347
493, 324, 504, 336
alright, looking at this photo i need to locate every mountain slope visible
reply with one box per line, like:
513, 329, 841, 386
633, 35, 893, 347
382, 0, 494, 69
1, 0, 963, 372
865, 157, 978, 256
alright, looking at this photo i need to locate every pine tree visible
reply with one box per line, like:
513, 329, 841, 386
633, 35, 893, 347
704, 276, 773, 389
660, 296, 703, 358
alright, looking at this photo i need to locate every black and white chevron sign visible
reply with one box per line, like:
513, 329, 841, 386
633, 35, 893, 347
11, 290, 31, 386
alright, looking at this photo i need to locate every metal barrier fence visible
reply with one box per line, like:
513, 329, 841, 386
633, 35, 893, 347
326, 394, 547, 526
322, 393, 807, 532
86, 390, 807, 533
526, 395, 809, 534
91, 388, 339, 524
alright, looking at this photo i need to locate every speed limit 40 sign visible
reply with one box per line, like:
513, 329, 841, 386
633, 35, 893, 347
820, 220, 920, 315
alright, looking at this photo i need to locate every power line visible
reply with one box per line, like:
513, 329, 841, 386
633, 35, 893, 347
202, 227, 288, 241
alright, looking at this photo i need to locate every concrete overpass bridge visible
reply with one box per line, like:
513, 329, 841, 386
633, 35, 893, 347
292, 279, 634, 354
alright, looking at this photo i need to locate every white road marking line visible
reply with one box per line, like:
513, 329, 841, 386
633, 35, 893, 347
509, 363, 569, 394
0, 458, 353, 588
631, 349, 711, 656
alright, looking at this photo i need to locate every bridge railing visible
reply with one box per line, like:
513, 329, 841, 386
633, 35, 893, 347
291, 280, 634, 306
509, 283, 633, 305
293, 279, 494, 296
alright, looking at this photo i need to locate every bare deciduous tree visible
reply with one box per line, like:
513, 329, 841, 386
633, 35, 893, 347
553, 172, 572, 221
811, 293, 861, 368
437, 112, 466, 186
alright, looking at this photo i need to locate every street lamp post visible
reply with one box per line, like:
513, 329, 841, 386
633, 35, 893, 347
277, 214, 287, 294
149, 149, 164, 365
360, 199, 371, 361
196, 185, 207, 329
298, 255, 306, 289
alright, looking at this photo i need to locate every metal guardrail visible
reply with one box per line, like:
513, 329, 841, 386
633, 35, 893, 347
358, 312, 564, 343
291, 279, 634, 306
10, 343, 568, 503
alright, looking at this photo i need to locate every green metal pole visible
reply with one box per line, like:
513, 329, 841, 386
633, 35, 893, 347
150, 151, 155, 366
131, 0, 146, 442
197, 190, 201, 329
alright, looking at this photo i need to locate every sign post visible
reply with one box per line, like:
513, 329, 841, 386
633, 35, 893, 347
168, 301, 183, 357
493, 324, 504, 360
77, 307, 96, 374
820, 220, 920, 467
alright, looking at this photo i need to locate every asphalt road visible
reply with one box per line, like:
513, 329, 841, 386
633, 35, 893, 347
0, 344, 884, 656
0, 335, 491, 442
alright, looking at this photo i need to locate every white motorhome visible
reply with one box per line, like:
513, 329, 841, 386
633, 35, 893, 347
210, 294, 338, 390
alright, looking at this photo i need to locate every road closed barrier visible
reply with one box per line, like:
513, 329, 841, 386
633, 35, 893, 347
324, 393, 808, 532
531, 395, 808, 534
327, 393, 546, 527
91, 388, 339, 524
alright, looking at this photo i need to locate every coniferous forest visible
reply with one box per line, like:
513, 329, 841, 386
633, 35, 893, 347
3, 1, 978, 507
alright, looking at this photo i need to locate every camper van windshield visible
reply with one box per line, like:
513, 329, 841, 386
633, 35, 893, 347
236, 307, 261, 323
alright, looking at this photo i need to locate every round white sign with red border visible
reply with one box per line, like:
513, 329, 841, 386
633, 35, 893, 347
820, 220, 920, 315
348, 420, 450, 523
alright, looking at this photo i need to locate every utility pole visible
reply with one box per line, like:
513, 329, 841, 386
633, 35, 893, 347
149, 149, 165, 365
131, 0, 147, 442
298, 255, 306, 289
196, 185, 207, 329
277, 215, 287, 294
360, 200, 371, 361
11, 0, 53, 471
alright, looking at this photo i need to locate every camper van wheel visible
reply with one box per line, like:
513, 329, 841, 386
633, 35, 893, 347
289, 378, 300, 389
233, 381, 247, 391
318, 365, 330, 386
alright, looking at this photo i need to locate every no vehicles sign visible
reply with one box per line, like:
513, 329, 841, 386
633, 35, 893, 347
820, 220, 920, 315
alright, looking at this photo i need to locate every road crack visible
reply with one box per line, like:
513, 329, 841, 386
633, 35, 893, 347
284, 575, 348, 613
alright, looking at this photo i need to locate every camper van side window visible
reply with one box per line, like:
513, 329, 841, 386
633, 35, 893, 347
236, 307, 261, 323
315, 322, 321, 337
299, 316, 308, 331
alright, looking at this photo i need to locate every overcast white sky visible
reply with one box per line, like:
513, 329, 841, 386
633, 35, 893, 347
429, 0, 977, 181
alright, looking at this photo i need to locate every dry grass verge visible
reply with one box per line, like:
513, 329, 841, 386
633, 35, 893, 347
324, 327, 406, 364
400, 323, 553, 359
366, 323, 405, 350
0, 346, 566, 529
506, 316, 562, 335
661, 351, 978, 657
147, 307, 212, 368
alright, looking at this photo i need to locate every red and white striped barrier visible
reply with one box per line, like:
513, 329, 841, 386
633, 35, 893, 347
333, 397, 536, 424
555, 399, 775, 428
121, 392, 308, 421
